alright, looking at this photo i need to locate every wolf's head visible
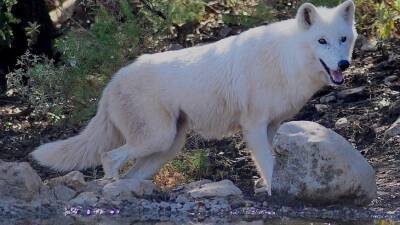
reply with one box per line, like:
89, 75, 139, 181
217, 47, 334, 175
296, 0, 357, 86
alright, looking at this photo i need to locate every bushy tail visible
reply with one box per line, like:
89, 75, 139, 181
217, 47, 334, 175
31, 101, 124, 172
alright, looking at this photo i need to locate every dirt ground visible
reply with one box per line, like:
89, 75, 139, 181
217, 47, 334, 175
1, 36, 399, 213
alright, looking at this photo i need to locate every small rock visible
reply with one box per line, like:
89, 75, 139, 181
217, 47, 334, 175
0, 161, 42, 201
168, 43, 184, 51
49, 0, 79, 24
337, 86, 366, 102
320, 93, 336, 103
384, 75, 398, 84
389, 99, 400, 117
64, 171, 86, 190
103, 178, 155, 198
84, 179, 110, 193
218, 26, 232, 38
315, 104, 329, 112
209, 198, 230, 213
188, 180, 242, 198
262, 201, 268, 207
335, 117, 349, 129
69, 192, 98, 206
53, 185, 76, 201
48, 171, 86, 192
35, 185, 57, 205
159, 201, 170, 209
272, 121, 377, 205
356, 35, 377, 51
180, 202, 195, 211
385, 117, 400, 138
175, 194, 189, 203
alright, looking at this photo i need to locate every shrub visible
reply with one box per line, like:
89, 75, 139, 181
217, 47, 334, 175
137, 0, 206, 35
7, 0, 141, 124
0, 0, 19, 48
372, 0, 399, 39
222, 1, 274, 28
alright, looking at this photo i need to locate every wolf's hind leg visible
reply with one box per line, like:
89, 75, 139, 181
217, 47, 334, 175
101, 118, 179, 178
122, 116, 188, 180
101, 144, 140, 178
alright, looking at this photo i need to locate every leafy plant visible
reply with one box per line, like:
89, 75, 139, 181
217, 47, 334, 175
170, 149, 210, 181
7, 0, 141, 124
25, 21, 41, 47
222, 1, 274, 28
373, 0, 399, 39
139, 0, 206, 33
307, 0, 341, 7
0, 0, 19, 47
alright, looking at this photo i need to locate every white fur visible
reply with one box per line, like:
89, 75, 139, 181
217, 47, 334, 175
31, 1, 357, 195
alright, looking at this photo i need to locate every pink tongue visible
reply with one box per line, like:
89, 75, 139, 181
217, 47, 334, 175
330, 70, 343, 83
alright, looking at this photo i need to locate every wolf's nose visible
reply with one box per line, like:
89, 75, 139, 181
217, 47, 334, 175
338, 60, 350, 71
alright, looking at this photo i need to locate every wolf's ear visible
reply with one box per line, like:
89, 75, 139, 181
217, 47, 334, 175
296, 3, 319, 30
338, 0, 355, 23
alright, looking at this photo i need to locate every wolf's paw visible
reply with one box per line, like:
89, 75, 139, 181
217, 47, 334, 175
254, 178, 272, 196
101, 151, 129, 179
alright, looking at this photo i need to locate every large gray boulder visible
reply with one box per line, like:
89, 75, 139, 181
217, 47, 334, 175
0, 161, 43, 201
271, 121, 377, 205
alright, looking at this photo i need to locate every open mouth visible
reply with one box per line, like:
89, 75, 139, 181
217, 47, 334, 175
319, 59, 344, 85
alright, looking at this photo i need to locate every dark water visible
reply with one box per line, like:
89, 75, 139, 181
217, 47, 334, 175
6, 217, 400, 225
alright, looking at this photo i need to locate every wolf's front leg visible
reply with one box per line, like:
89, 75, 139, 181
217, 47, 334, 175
243, 123, 275, 196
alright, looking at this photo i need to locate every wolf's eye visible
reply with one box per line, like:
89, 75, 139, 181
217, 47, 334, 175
341, 36, 347, 43
318, 38, 327, 45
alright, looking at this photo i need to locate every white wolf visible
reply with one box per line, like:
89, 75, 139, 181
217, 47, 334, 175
32, 0, 357, 195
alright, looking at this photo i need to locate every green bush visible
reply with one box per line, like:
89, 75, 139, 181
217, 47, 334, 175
7, 0, 141, 124
171, 149, 209, 181
373, 0, 399, 39
0, 0, 19, 47
139, 0, 206, 34
222, 1, 274, 28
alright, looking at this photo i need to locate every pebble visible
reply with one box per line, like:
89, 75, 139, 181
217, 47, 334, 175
337, 86, 366, 101
315, 104, 329, 112
384, 75, 399, 84
320, 93, 336, 103
335, 117, 349, 129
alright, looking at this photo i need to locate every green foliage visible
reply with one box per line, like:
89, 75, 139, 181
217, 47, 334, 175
139, 0, 206, 35
0, 0, 19, 47
171, 149, 209, 180
222, 1, 274, 28
55, 4, 140, 122
6, 52, 66, 122
307, 0, 341, 7
25, 21, 41, 47
7, 0, 140, 124
373, 0, 399, 39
